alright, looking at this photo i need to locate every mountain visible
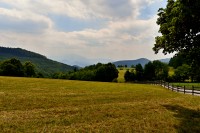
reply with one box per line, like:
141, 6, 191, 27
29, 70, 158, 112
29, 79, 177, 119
113, 58, 151, 67
0, 47, 74, 76
159, 58, 171, 63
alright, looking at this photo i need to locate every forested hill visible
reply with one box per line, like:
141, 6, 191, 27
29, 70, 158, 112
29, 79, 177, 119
0, 47, 74, 76
0, 47, 46, 59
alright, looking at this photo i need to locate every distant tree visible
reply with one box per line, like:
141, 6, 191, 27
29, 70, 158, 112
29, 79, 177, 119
135, 64, 144, 81
0, 58, 24, 77
153, 60, 169, 80
59, 63, 118, 82
144, 62, 156, 81
174, 64, 190, 82
23, 61, 36, 77
124, 70, 135, 82
131, 65, 135, 68
36, 72, 44, 78
95, 63, 118, 82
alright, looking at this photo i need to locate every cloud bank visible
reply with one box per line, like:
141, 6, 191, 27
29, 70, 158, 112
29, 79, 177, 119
0, 0, 171, 66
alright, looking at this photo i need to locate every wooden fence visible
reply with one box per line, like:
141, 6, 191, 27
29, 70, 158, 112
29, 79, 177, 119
152, 81, 200, 96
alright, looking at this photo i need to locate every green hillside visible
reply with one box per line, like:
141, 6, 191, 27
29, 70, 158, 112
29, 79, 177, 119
0, 47, 74, 76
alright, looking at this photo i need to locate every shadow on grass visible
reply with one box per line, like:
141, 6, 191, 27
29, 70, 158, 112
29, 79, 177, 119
163, 105, 200, 133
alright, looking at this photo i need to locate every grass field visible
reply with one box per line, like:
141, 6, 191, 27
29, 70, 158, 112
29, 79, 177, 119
117, 69, 126, 83
0, 76, 200, 132
117, 68, 134, 83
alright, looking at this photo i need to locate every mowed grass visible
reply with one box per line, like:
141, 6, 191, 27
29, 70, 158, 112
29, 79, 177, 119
0, 77, 200, 132
117, 68, 134, 83
117, 69, 126, 83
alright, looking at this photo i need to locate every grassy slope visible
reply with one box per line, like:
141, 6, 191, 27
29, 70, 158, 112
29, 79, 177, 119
0, 77, 200, 132
117, 68, 135, 83
117, 69, 126, 83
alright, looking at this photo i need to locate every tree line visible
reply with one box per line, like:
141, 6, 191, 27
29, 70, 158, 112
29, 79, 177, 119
124, 60, 168, 82
0, 58, 43, 78
124, 56, 200, 83
0, 57, 197, 83
169, 54, 200, 82
52, 63, 119, 82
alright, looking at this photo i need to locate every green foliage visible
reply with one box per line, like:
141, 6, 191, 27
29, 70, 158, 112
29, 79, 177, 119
123, 61, 170, 82
23, 61, 36, 77
0, 58, 39, 78
135, 64, 144, 81
124, 70, 135, 82
169, 53, 187, 69
52, 63, 119, 82
0, 46, 46, 59
144, 62, 156, 81
153, 60, 169, 81
95, 63, 119, 82
143, 61, 169, 81
154, 0, 200, 55
154, 0, 200, 81
0, 47, 74, 77
0, 58, 24, 77
173, 64, 191, 82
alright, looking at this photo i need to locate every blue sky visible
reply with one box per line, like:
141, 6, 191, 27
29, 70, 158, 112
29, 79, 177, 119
0, 0, 171, 67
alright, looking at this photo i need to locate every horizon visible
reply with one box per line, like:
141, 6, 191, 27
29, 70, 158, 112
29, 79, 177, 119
0, 46, 171, 67
0, 0, 173, 66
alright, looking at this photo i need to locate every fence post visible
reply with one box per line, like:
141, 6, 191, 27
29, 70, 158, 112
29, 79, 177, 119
172, 85, 174, 91
177, 86, 179, 92
168, 82, 169, 89
192, 86, 194, 95
184, 86, 185, 94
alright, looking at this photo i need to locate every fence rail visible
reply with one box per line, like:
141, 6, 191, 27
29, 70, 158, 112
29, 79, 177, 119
152, 81, 200, 96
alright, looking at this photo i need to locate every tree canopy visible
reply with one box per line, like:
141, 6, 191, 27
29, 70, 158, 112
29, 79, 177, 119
153, 0, 200, 64
153, 0, 200, 81
0, 58, 36, 77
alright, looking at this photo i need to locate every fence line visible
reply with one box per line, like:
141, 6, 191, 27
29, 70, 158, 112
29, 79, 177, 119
152, 81, 200, 96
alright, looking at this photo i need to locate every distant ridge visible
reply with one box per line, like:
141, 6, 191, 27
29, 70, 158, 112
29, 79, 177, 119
159, 58, 171, 63
113, 57, 171, 67
0, 46, 74, 76
113, 58, 150, 67
0, 47, 47, 59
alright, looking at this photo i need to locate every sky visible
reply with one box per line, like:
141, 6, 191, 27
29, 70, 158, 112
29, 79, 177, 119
0, 0, 172, 67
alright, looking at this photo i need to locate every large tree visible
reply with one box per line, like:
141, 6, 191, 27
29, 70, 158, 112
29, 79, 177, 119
23, 61, 36, 77
135, 64, 144, 81
0, 58, 24, 77
153, 0, 200, 81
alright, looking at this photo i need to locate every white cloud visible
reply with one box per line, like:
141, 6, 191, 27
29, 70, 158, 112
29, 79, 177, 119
0, 0, 171, 66
0, 8, 52, 33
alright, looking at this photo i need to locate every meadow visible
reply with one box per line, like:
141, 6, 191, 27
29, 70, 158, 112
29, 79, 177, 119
0, 76, 200, 132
